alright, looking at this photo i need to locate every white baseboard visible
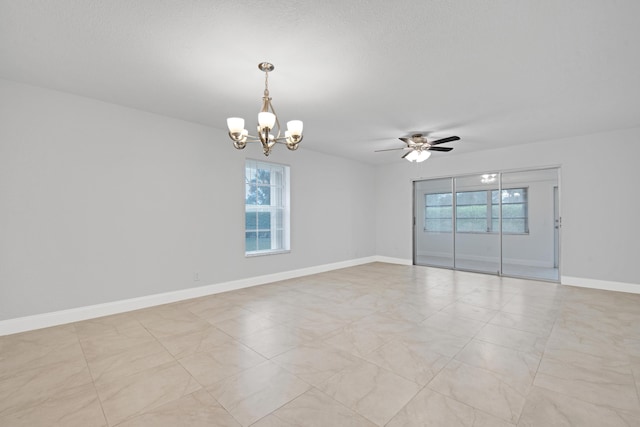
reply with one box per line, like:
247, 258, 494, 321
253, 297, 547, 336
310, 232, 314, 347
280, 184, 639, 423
561, 276, 640, 295
14, 258, 636, 336
0, 256, 381, 336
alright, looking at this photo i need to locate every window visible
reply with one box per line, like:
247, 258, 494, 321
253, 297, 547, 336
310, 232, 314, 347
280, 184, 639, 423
425, 188, 528, 234
425, 193, 453, 232
495, 188, 528, 233
456, 191, 490, 232
245, 160, 290, 255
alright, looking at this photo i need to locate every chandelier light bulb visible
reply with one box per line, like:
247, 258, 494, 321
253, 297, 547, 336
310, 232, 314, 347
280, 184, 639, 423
227, 117, 245, 134
258, 112, 276, 130
287, 120, 303, 136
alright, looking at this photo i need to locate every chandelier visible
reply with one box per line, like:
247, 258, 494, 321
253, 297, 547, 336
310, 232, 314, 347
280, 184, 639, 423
226, 62, 304, 156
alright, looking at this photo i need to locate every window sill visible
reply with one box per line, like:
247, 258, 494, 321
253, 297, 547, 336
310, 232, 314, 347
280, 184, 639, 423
245, 249, 291, 258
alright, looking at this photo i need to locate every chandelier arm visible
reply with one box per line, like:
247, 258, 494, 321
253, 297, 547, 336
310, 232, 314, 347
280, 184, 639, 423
273, 134, 303, 144
268, 101, 282, 139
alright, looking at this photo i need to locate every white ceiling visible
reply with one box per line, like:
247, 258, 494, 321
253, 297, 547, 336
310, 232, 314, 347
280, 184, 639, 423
2, 0, 639, 165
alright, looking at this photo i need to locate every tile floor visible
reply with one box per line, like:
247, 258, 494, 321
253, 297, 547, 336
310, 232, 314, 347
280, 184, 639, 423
1, 262, 639, 426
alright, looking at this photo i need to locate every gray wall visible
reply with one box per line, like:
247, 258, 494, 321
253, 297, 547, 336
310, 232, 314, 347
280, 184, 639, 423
376, 127, 640, 287
2, 77, 640, 322
0, 80, 376, 321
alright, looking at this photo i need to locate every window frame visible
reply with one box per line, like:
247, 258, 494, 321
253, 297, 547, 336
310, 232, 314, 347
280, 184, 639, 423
245, 159, 291, 257
424, 187, 529, 234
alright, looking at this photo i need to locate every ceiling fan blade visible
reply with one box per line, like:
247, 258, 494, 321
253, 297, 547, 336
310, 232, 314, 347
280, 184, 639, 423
374, 147, 407, 152
430, 136, 460, 145
401, 151, 412, 159
427, 146, 454, 152
399, 137, 410, 144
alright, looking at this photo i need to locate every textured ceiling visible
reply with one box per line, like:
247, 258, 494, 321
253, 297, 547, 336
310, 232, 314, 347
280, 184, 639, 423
2, 0, 639, 164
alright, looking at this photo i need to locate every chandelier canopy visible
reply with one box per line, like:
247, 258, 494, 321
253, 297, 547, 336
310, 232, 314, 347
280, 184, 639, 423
227, 62, 303, 156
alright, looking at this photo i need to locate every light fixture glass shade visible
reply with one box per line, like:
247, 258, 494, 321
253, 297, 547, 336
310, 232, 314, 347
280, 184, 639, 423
405, 150, 420, 162
287, 120, 303, 136
258, 112, 276, 129
227, 117, 245, 133
416, 151, 431, 162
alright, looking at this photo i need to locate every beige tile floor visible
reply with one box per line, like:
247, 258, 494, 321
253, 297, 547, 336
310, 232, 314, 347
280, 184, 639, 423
1, 262, 639, 426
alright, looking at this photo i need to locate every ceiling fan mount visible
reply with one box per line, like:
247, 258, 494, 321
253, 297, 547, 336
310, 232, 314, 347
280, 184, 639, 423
375, 133, 460, 162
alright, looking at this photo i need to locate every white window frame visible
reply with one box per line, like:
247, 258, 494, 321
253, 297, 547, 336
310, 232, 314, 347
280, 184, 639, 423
245, 159, 290, 256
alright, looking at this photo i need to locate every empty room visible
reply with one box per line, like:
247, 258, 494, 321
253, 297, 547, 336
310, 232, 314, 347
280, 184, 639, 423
1, 1, 639, 426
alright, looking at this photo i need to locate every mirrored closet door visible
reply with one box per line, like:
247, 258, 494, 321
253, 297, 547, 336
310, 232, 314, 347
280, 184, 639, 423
413, 167, 560, 281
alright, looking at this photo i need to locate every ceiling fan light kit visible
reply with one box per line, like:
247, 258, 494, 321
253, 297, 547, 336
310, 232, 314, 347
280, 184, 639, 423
405, 150, 431, 162
375, 133, 460, 163
227, 62, 303, 156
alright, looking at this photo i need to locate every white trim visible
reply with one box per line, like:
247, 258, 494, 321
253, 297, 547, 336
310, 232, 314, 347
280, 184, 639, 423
0, 256, 378, 336
561, 276, 640, 295
9, 259, 636, 336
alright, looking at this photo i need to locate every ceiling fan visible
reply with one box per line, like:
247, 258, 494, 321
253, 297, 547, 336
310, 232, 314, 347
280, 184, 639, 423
375, 133, 460, 162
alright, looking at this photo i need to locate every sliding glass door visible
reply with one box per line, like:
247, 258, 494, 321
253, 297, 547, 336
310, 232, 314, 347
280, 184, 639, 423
414, 178, 454, 268
413, 168, 560, 281
453, 174, 501, 274
501, 169, 559, 281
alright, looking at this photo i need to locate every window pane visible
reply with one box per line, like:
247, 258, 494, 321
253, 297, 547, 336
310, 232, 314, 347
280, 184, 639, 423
245, 231, 257, 252
502, 204, 525, 218
245, 163, 255, 184
425, 192, 453, 232
457, 218, 487, 232
456, 205, 487, 219
245, 212, 258, 230
257, 211, 271, 229
257, 231, 271, 250
457, 191, 486, 205
256, 168, 271, 184
253, 186, 270, 205
426, 193, 452, 206
426, 206, 452, 218
503, 189, 526, 203
426, 219, 452, 232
